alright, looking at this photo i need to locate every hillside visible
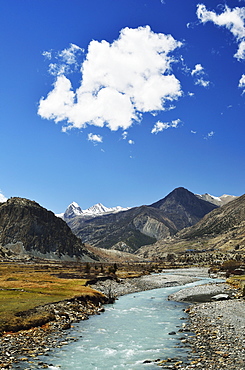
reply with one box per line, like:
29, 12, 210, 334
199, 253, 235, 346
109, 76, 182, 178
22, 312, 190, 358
136, 193, 245, 259
0, 198, 97, 261
67, 187, 218, 252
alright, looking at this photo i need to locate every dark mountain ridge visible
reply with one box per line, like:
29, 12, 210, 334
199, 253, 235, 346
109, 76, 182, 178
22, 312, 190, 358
150, 187, 218, 230
0, 197, 97, 261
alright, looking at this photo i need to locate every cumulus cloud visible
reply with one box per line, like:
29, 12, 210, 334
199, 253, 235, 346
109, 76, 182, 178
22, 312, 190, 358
197, 4, 245, 60
38, 26, 183, 133
239, 74, 245, 93
151, 118, 181, 134
0, 190, 7, 203
128, 139, 134, 144
191, 63, 210, 87
87, 133, 103, 144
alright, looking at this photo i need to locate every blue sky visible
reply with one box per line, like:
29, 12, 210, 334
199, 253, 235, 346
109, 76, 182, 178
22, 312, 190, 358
0, 0, 245, 213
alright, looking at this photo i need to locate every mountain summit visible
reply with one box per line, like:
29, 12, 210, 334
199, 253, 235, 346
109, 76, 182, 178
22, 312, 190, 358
150, 187, 218, 230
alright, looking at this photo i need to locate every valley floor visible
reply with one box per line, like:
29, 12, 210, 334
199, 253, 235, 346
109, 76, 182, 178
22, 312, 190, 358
0, 267, 245, 369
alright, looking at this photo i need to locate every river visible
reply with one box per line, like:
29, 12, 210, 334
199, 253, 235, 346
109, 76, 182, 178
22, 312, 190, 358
13, 276, 219, 370
11, 278, 221, 370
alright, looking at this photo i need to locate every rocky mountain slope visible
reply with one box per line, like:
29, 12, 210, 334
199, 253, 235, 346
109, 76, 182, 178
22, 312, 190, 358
66, 187, 218, 252
150, 187, 218, 230
136, 193, 245, 259
179, 193, 245, 240
0, 198, 98, 261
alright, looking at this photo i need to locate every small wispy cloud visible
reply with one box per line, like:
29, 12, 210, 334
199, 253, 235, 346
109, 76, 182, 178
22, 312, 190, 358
128, 139, 135, 145
87, 133, 103, 144
151, 119, 181, 134
191, 64, 203, 76
191, 130, 197, 134
239, 74, 245, 93
42, 43, 84, 76
191, 63, 210, 88
204, 131, 215, 139
197, 4, 245, 60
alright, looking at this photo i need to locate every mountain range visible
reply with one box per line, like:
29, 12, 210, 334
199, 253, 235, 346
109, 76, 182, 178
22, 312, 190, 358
59, 192, 236, 221
0, 188, 241, 262
63, 188, 221, 252
57, 202, 130, 220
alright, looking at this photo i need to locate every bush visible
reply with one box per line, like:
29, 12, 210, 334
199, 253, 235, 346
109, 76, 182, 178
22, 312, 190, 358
220, 259, 241, 272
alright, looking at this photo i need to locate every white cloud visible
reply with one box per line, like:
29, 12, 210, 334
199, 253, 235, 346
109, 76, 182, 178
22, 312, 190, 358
191, 64, 204, 76
197, 4, 245, 60
204, 130, 215, 139
191, 63, 210, 88
38, 26, 183, 133
151, 118, 181, 134
128, 139, 134, 144
195, 78, 210, 87
122, 131, 128, 140
42, 50, 52, 60
238, 73, 245, 93
87, 133, 103, 144
0, 190, 7, 202
191, 130, 197, 134
43, 43, 84, 76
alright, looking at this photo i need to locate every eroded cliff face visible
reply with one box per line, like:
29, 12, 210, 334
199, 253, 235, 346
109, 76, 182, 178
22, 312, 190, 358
0, 198, 97, 261
132, 214, 174, 240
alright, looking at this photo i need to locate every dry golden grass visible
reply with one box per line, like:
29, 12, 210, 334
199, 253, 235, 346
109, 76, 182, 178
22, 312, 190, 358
0, 262, 103, 333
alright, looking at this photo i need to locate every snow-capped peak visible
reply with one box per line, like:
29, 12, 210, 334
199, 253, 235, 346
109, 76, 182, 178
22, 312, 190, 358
62, 201, 83, 219
195, 193, 237, 206
57, 201, 130, 219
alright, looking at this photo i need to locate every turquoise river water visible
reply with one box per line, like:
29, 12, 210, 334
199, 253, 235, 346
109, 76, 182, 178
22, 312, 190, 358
14, 277, 217, 370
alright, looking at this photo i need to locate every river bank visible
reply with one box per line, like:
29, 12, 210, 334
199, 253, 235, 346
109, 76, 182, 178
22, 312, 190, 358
0, 297, 107, 369
167, 272, 245, 370
93, 267, 245, 370
0, 267, 244, 369
0, 268, 202, 369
